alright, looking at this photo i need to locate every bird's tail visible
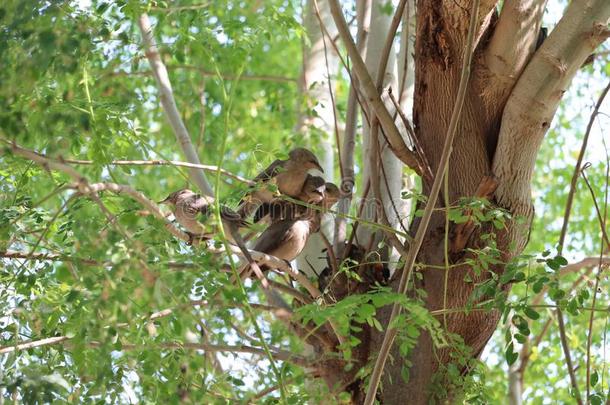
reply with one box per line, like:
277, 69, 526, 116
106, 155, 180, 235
223, 220, 268, 289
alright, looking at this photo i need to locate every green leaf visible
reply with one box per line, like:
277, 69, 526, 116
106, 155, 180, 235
591, 371, 599, 387
505, 343, 518, 366
523, 307, 540, 320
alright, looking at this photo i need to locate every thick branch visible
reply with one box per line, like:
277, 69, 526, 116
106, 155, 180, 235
137, 14, 215, 197
482, 0, 547, 100
492, 0, 610, 222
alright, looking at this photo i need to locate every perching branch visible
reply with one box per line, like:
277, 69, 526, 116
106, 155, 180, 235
137, 14, 215, 197
0, 337, 311, 365
4, 141, 317, 293
64, 158, 253, 184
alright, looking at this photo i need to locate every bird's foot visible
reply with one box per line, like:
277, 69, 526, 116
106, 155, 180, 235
283, 259, 298, 275
185, 232, 197, 246
186, 232, 210, 246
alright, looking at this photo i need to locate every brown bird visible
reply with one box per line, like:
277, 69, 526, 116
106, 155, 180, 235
158, 189, 245, 241
159, 189, 268, 288
238, 148, 323, 218
239, 182, 340, 283
158, 189, 215, 239
253, 174, 326, 223
252, 215, 321, 267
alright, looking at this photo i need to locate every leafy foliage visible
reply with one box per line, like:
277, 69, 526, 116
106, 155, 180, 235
0, 0, 609, 403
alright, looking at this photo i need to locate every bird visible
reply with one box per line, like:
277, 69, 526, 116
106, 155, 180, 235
158, 189, 245, 242
237, 148, 324, 218
253, 174, 326, 223
239, 181, 340, 282
158, 189, 214, 240
159, 189, 269, 288
250, 215, 321, 270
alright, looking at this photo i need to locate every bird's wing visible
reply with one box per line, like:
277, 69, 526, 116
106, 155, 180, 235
253, 202, 271, 223
253, 200, 290, 223
253, 219, 295, 254
190, 195, 215, 219
220, 205, 250, 228
252, 159, 285, 183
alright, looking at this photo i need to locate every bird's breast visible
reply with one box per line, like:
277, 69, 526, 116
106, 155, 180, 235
276, 170, 308, 197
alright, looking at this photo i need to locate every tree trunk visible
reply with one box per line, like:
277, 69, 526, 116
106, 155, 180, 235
318, 0, 610, 402
363, 0, 610, 403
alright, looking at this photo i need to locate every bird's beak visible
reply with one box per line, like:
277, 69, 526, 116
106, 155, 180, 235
157, 196, 171, 205
314, 162, 324, 173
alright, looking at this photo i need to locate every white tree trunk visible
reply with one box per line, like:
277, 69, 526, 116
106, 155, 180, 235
397, 0, 416, 114
508, 362, 523, 405
296, 0, 339, 276
334, 0, 371, 253
356, 3, 405, 265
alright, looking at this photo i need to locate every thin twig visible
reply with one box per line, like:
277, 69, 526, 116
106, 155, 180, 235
109, 65, 297, 83
314, 5, 343, 179
549, 80, 610, 405
149, 3, 209, 13
0, 338, 310, 365
363, 1, 480, 402
557, 80, 610, 250
64, 158, 253, 184
582, 169, 610, 250
247, 378, 296, 403
0, 336, 70, 354
518, 259, 607, 375
583, 149, 610, 402
334, 0, 371, 252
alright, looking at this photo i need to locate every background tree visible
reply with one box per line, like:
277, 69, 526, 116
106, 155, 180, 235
1, 0, 609, 404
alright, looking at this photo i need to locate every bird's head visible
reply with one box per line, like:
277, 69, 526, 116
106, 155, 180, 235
301, 175, 326, 203
158, 189, 196, 205
288, 147, 323, 172
323, 182, 340, 208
